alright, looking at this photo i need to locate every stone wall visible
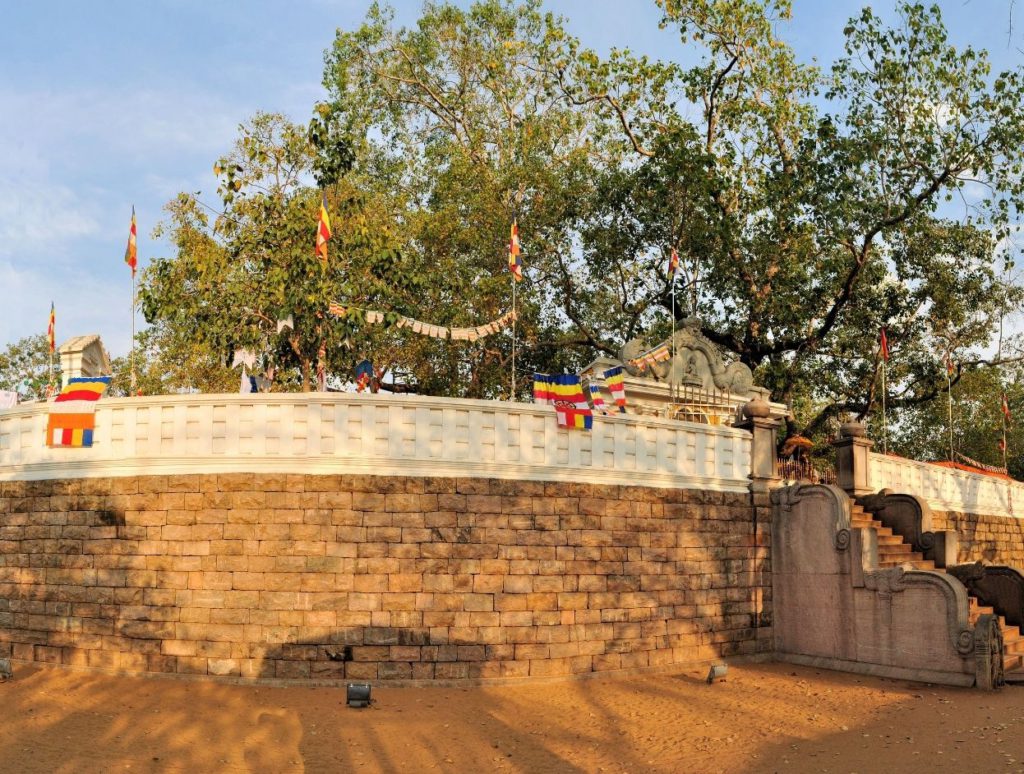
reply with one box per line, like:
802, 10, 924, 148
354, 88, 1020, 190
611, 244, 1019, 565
934, 511, 1024, 566
0, 474, 771, 682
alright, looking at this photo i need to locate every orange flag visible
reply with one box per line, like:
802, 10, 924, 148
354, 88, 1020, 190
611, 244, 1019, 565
508, 219, 522, 281
315, 192, 332, 269
124, 206, 138, 276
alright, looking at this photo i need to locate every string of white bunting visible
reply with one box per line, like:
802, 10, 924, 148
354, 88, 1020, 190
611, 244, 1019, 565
328, 304, 516, 342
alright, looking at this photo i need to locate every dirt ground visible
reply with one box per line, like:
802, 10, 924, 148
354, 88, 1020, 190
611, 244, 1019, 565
1, 662, 1024, 773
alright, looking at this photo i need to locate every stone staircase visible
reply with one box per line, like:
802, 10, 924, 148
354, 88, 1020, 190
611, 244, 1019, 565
849, 501, 1024, 682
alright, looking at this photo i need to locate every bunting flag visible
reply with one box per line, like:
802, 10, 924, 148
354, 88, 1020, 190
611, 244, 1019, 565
880, 328, 890, 361
355, 360, 373, 392
532, 373, 593, 429
508, 219, 522, 282
315, 192, 332, 269
588, 382, 610, 414
316, 343, 327, 392
668, 247, 679, 278
231, 349, 257, 369
46, 376, 111, 448
627, 342, 671, 373
1002, 392, 1012, 424
604, 366, 627, 411
328, 304, 516, 342
47, 302, 55, 353
239, 365, 257, 394
124, 206, 138, 277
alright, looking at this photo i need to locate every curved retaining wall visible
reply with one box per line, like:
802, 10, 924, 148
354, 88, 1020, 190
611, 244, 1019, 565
0, 472, 770, 681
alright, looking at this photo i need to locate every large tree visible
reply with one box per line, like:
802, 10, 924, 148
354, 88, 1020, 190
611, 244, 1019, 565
572, 0, 1024, 438
136, 0, 1024, 464
140, 112, 422, 392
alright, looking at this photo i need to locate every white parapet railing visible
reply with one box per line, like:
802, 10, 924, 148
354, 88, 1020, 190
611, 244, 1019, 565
0, 393, 753, 491
869, 452, 1024, 518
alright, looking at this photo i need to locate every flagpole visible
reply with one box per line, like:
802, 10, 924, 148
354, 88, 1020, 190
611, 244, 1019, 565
511, 274, 517, 401
670, 273, 677, 404
999, 411, 1007, 470
946, 358, 954, 462
130, 272, 137, 393
1003, 398, 1009, 471
881, 359, 888, 455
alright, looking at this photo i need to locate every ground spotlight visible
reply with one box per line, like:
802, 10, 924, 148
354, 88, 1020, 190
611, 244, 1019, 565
346, 682, 372, 708
706, 664, 727, 684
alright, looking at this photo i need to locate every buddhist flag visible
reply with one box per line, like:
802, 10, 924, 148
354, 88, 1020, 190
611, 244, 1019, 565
944, 352, 955, 377
46, 377, 111, 447
316, 192, 332, 269
668, 247, 679, 278
604, 366, 627, 412
1002, 392, 1012, 424
508, 219, 522, 282
124, 206, 138, 277
532, 373, 593, 429
47, 302, 55, 353
355, 360, 373, 392
879, 328, 890, 361
588, 382, 609, 414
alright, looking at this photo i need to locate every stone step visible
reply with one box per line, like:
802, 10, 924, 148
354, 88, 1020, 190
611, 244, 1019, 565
876, 534, 906, 546
852, 522, 896, 537
876, 559, 934, 570
878, 543, 913, 555
1004, 663, 1024, 683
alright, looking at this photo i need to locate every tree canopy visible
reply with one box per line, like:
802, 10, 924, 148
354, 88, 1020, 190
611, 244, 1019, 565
133, 0, 1024, 466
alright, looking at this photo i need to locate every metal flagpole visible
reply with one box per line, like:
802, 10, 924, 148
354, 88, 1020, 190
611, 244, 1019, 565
511, 274, 516, 401
946, 356, 954, 462
881, 359, 888, 455
671, 273, 677, 404
130, 273, 137, 393
1003, 409, 1008, 471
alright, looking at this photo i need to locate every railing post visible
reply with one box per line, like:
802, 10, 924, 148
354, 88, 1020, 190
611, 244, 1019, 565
833, 421, 874, 497
737, 398, 782, 494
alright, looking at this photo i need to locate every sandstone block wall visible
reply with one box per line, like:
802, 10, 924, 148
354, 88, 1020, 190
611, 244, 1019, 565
935, 510, 1024, 566
0, 474, 771, 681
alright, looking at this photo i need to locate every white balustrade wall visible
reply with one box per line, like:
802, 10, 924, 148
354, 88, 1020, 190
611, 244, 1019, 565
0, 393, 753, 491
869, 452, 1024, 518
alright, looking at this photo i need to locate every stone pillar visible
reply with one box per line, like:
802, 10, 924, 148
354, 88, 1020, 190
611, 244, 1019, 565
833, 421, 873, 497
737, 398, 782, 494
57, 335, 112, 388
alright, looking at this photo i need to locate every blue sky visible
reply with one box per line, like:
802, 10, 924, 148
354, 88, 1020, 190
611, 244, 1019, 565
1, 0, 1020, 356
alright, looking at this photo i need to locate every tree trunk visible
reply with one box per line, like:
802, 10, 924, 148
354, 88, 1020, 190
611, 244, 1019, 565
301, 358, 312, 392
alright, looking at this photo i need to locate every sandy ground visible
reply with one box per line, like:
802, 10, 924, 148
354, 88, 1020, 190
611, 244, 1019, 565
1, 662, 1024, 773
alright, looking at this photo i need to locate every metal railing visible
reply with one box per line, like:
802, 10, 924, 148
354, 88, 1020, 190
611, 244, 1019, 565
778, 457, 837, 485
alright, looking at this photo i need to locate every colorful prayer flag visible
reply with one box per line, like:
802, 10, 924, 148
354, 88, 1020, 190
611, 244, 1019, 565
557, 408, 593, 430
47, 302, 55, 353
316, 343, 327, 392
532, 373, 592, 429
668, 247, 679, 278
879, 328, 890, 361
355, 360, 373, 392
316, 192, 332, 269
508, 219, 522, 282
46, 376, 111, 448
1002, 392, 1012, 423
124, 206, 138, 277
944, 352, 955, 377
588, 382, 610, 414
604, 366, 627, 412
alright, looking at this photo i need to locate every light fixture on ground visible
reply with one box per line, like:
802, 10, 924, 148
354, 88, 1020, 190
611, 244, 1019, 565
347, 682, 371, 708
706, 664, 727, 684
